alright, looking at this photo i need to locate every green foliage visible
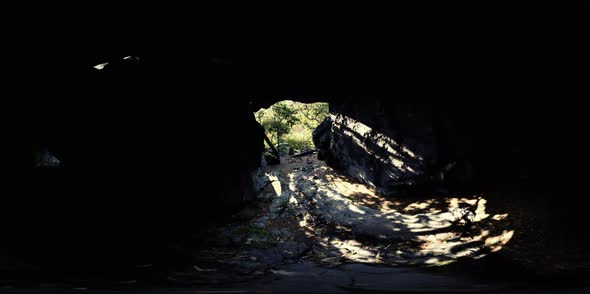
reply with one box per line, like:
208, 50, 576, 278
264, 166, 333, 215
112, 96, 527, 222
271, 102, 299, 127
299, 102, 330, 128
284, 129, 314, 151
255, 100, 329, 150
257, 101, 299, 145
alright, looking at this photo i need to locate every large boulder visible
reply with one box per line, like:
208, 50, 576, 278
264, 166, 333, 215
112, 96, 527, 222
312, 115, 333, 164
313, 98, 442, 196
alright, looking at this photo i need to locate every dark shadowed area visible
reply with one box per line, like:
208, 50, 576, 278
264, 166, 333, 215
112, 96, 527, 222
0, 9, 589, 293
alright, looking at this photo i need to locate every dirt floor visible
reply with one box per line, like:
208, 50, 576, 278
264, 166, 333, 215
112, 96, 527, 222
1, 153, 588, 292
146, 153, 587, 292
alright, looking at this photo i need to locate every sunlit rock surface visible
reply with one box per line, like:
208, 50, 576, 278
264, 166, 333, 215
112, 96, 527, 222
314, 99, 439, 195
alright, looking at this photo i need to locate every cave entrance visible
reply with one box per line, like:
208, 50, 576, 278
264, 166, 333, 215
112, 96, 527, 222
254, 100, 329, 160
250, 98, 516, 276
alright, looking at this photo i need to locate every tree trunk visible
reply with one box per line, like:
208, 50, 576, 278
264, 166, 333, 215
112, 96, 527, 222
263, 132, 280, 159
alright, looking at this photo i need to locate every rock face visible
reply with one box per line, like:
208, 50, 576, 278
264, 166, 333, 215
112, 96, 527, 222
312, 116, 333, 163
313, 92, 579, 196
314, 98, 441, 196
0, 57, 268, 255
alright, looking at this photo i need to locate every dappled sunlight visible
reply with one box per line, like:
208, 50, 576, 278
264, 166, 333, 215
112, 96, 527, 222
259, 152, 514, 268
404, 200, 435, 212
448, 197, 478, 209
266, 172, 282, 196
331, 114, 423, 177
485, 230, 514, 253
473, 199, 489, 221
324, 170, 399, 212
410, 227, 514, 263
331, 238, 381, 263
469, 230, 490, 242
348, 204, 366, 215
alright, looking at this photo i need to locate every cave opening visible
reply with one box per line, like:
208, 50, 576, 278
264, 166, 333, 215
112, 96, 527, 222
254, 100, 329, 160
247, 97, 516, 274
1, 12, 589, 292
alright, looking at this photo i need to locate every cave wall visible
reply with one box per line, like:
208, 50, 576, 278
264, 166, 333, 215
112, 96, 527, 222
0, 58, 267, 251
1, 12, 589, 254
2, 55, 587, 239
313, 81, 589, 197
312, 96, 484, 196
314, 97, 437, 195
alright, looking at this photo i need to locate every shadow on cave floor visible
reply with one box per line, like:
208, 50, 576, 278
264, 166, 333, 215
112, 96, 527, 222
121, 153, 586, 292
0, 154, 589, 292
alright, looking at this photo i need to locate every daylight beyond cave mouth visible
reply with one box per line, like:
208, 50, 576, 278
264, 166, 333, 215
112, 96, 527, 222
255, 100, 329, 157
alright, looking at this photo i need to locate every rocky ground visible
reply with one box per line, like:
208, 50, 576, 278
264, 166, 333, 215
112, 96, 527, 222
126, 152, 584, 293
1, 153, 588, 292
146, 153, 523, 290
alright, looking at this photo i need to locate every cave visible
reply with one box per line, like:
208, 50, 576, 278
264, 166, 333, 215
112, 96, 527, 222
0, 9, 589, 292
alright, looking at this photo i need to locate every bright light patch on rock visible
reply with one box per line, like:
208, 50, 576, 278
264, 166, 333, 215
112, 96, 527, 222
93, 62, 109, 70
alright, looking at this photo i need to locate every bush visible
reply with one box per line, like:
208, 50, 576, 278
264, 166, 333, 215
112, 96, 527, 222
284, 130, 315, 151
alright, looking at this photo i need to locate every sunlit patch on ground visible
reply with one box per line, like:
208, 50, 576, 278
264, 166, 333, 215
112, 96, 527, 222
259, 154, 515, 267
191, 153, 517, 285
266, 173, 282, 196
